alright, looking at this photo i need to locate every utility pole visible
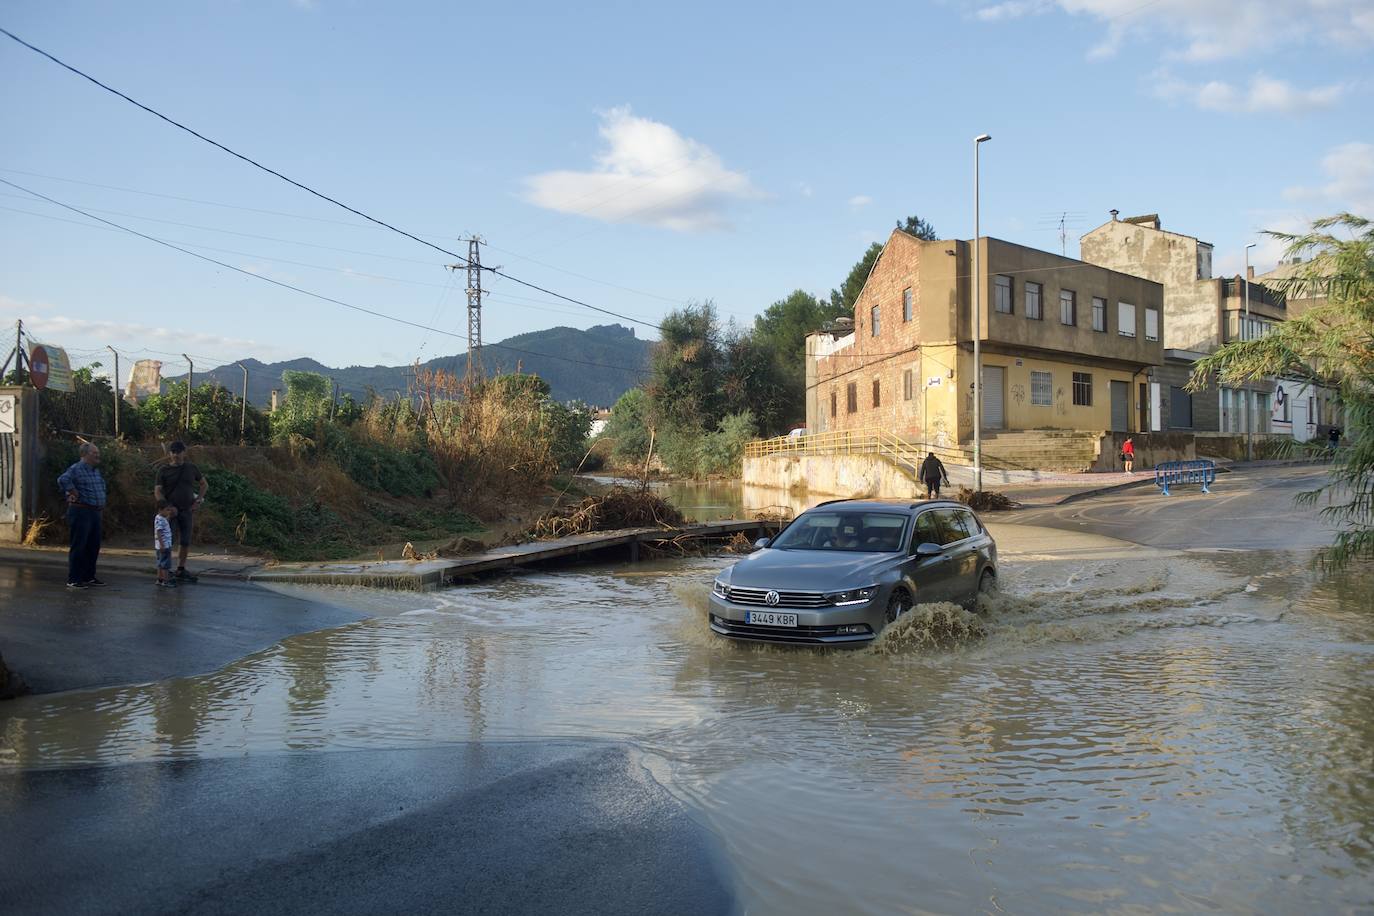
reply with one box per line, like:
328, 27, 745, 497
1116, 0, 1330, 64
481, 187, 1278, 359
236, 362, 248, 442
1, 319, 24, 379
107, 346, 120, 438
1243, 242, 1256, 462
182, 354, 193, 432
972, 133, 992, 492
447, 237, 486, 382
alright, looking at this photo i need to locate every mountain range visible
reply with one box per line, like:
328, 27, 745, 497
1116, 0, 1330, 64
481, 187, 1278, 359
167, 324, 651, 408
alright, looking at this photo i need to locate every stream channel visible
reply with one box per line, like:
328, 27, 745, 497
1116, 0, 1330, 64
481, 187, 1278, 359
3, 480, 1373, 912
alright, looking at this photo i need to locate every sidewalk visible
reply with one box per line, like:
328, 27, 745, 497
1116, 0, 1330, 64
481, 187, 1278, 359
0, 544, 263, 580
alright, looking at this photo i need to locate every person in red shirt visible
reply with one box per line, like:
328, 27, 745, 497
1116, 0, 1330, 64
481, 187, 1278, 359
1121, 436, 1136, 473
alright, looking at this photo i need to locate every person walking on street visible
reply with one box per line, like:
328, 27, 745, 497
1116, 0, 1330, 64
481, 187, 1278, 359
919, 451, 951, 499
1328, 426, 1342, 455
58, 442, 107, 588
154, 501, 178, 588
154, 441, 208, 581
1122, 436, 1136, 474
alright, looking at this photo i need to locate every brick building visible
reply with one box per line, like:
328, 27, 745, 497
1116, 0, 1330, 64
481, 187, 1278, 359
805, 229, 1164, 448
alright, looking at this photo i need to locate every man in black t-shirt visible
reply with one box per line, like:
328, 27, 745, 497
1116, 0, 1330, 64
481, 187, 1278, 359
154, 441, 208, 579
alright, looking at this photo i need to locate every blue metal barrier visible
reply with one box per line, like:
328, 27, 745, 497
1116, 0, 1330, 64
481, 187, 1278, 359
1154, 459, 1216, 496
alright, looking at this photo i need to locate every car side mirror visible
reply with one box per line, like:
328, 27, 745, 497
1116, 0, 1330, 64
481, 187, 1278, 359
915, 542, 943, 556
754, 537, 771, 549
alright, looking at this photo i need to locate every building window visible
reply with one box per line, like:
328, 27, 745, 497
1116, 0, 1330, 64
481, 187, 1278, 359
903, 369, 913, 401
847, 382, 857, 414
1092, 296, 1106, 332
871, 304, 880, 337
994, 275, 1012, 314
1072, 372, 1092, 406
1059, 289, 1076, 326
1169, 386, 1193, 428
1145, 307, 1159, 342
1118, 301, 1136, 337
872, 378, 881, 408
830, 389, 837, 418
1030, 371, 1053, 406
903, 288, 913, 322
1026, 282, 1043, 320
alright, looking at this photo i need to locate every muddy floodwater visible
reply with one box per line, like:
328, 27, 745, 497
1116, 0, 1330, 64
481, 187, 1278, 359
3, 523, 1373, 913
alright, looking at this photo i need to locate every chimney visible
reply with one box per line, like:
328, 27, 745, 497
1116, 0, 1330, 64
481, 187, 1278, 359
270, 389, 280, 413
1247, 266, 1255, 280
1110, 209, 1119, 222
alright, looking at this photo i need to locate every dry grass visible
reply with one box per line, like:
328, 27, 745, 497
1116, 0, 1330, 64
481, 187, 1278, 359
22, 514, 53, 547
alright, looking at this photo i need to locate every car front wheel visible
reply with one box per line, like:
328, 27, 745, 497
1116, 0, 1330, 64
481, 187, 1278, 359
885, 589, 912, 623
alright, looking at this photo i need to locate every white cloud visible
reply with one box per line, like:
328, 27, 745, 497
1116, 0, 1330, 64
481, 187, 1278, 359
0, 296, 291, 364
976, 0, 1374, 61
1155, 71, 1345, 114
1284, 141, 1374, 215
798, 182, 814, 198
522, 107, 760, 232
848, 195, 873, 209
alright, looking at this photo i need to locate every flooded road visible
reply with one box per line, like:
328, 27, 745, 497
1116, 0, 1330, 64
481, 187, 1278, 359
3, 523, 1373, 913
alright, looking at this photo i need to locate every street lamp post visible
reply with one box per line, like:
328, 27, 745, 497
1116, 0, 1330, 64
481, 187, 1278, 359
1243, 242, 1256, 462
973, 133, 992, 492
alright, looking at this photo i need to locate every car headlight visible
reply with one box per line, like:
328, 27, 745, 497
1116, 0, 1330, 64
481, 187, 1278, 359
826, 585, 878, 606
712, 578, 729, 598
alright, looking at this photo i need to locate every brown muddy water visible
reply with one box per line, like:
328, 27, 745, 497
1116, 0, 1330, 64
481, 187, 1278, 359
2, 524, 1373, 913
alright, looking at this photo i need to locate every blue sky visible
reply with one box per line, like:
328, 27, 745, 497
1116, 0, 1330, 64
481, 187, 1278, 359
2, 0, 1371, 385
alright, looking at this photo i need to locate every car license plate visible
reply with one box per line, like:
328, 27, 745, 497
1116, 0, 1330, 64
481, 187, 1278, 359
746, 611, 798, 627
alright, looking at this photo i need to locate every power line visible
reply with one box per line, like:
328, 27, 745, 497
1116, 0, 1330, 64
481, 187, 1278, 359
0, 26, 671, 334
0, 178, 650, 376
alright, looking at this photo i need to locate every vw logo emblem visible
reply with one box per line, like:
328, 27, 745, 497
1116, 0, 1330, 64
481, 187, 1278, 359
765, 590, 780, 606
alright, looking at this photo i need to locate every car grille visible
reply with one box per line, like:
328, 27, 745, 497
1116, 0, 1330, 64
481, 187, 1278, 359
723, 586, 829, 608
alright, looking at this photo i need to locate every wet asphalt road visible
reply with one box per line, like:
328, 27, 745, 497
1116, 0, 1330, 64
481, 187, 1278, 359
0, 561, 366, 694
1008, 465, 1337, 551
0, 741, 736, 916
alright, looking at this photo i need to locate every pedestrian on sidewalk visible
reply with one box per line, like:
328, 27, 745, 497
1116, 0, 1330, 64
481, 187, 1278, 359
1121, 437, 1136, 474
154, 501, 177, 588
1328, 426, 1342, 454
919, 452, 951, 499
154, 440, 207, 581
57, 442, 107, 588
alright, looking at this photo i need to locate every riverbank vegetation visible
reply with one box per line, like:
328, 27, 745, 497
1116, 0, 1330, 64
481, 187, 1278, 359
1193, 212, 1373, 568
20, 364, 592, 560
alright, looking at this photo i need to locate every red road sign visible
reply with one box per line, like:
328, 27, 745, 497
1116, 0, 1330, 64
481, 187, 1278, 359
28, 344, 49, 390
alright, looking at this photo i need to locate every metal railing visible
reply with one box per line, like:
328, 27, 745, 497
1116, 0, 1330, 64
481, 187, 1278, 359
744, 427, 969, 476
1154, 459, 1216, 496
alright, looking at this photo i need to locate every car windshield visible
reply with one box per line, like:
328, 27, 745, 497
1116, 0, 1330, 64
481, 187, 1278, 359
770, 511, 908, 552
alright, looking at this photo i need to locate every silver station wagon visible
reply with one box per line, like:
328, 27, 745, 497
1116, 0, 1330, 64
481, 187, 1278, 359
709, 499, 997, 646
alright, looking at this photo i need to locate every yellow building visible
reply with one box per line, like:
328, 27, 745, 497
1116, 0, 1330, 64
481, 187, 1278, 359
806, 230, 1165, 456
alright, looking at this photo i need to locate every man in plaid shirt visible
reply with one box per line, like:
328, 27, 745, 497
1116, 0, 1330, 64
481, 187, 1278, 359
57, 442, 107, 588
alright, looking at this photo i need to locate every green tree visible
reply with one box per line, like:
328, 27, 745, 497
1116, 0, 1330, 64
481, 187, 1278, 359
139, 380, 267, 444
1192, 213, 1374, 568
602, 388, 652, 465
721, 327, 794, 436
271, 370, 334, 446
699, 410, 757, 476
646, 301, 723, 434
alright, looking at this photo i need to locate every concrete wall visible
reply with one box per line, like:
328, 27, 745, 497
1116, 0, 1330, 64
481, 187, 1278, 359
0, 386, 38, 544
1080, 219, 1221, 354
743, 453, 926, 501
1092, 431, 1196, 471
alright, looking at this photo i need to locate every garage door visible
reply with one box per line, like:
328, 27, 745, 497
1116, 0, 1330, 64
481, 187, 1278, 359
1110, 380, 1129, 432
982, 365, 1005, 430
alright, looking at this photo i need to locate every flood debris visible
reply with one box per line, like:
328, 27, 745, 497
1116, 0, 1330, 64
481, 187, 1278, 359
955, 487, 1019, 511
529, 486, 684, 539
